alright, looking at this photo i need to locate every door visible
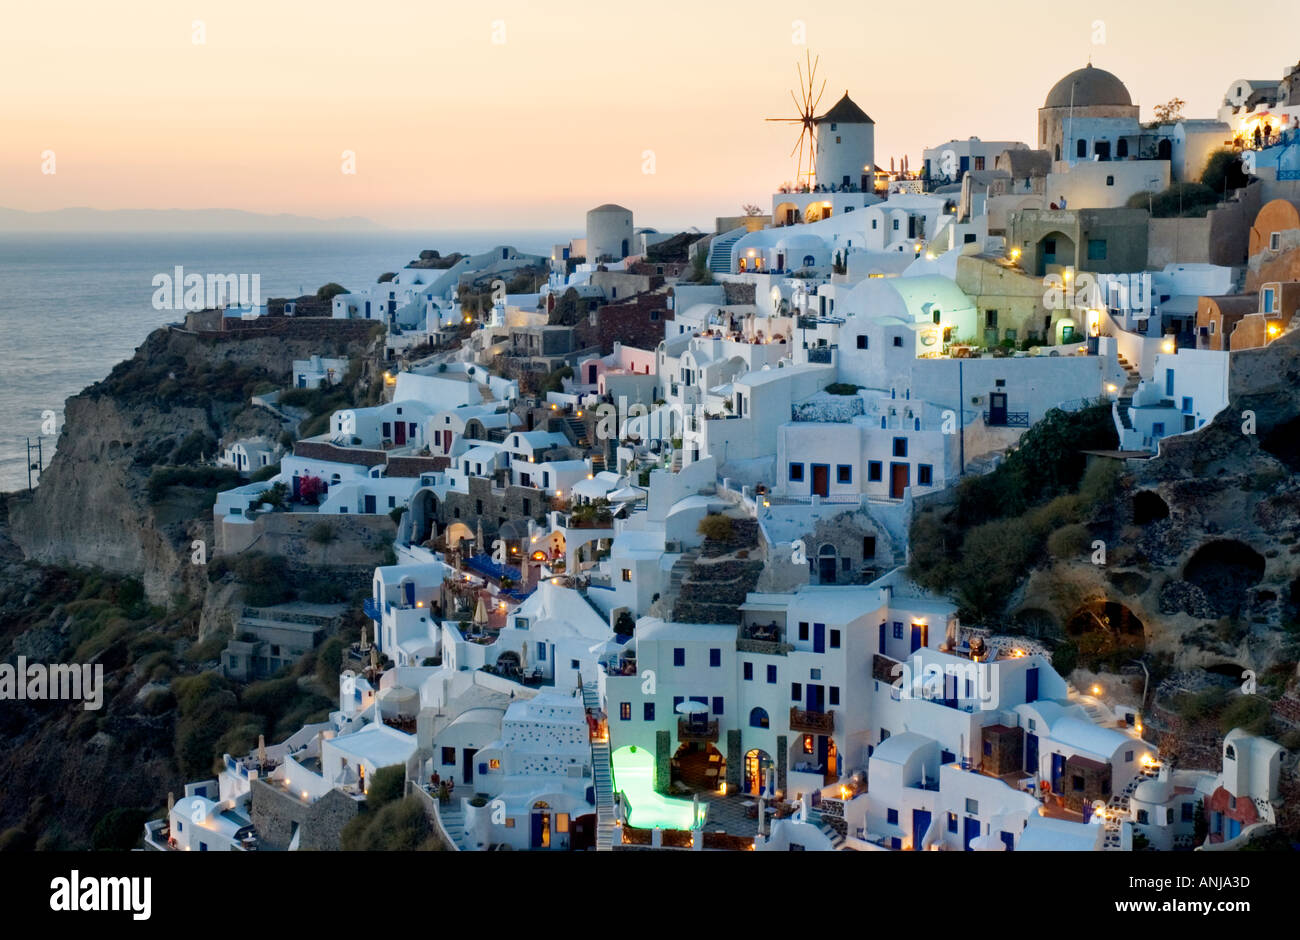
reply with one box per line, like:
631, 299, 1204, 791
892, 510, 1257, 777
989, 392, 1007, 426
910, 622, 925, 653
1051, 753, 1065, 795
878, 622, 886, 654
889, 463, 909, 499
530, 812, 545, 849
963, 816, 980, 851
818, 554, 837, 584
806, 684, 825, 713
1024, 732, 1039, 775
462, 748, 476, 785
395, 422, 406, 445
811, 464, 830, 497
912, 809, 932, 851
1000, 831, 1015, 851
813, 623, 826, 654
364, 494, 376, 514
404, 581, 415, 607
1025, 667, 1039, 703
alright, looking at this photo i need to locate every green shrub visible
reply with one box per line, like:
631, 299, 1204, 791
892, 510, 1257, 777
366, 765, 407, 808
1047, 524, 1093, 560
1218, 694, 1271, 736
697, 514, 734, 542
340, 796, 443, 851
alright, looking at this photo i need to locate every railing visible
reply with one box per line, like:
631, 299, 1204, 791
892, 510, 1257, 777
677, 718, 719, 743
362, 598, 383, 622
789, 707, 834, 735
983, 411, 1030, 428
807, 346, 835, 364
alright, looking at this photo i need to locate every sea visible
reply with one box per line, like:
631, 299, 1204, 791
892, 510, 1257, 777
0, 230, 570, 493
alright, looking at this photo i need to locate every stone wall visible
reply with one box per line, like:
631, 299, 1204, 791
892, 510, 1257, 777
726, 729, 743, 791
655, 730, 671, 792
249, 777, 360, 850
217, 510, 395, 564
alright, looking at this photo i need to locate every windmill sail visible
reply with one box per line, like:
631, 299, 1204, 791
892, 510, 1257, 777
767, 51, 826, 186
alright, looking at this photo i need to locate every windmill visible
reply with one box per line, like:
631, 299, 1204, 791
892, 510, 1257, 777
767, 51, 827, 188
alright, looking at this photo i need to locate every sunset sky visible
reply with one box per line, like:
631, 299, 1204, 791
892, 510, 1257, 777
2, 0, 1297, 231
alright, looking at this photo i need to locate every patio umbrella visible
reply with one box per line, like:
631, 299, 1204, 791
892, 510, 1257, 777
693, 792, 700, 829
476, 519, 485, 552
258, 734, 267, 767
764, 765, 775, 798
675, 700, 710, 715
473, 595, 488, 627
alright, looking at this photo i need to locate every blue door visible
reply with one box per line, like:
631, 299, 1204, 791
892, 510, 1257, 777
404, 581, 415, 607
1025, 732, 1038, 775
1000, 830, 1015, 851
910, 624, 924, 653
1051, 753, 1065, 795
878, 622, 886, 654
530, 813, 544, 848
912, 809, 932, 851
1227, 818, 1241, 840
806, 684, 825, 713
364, 494, 376, 514
1026, 667, 1039, 703
813, 623, 825, 653
963, 816, 980, 851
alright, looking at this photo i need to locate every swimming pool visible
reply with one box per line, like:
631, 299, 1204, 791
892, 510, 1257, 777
610, 745, 701, 830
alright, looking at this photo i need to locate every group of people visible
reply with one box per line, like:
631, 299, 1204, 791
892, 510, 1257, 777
430, 771, 456, 805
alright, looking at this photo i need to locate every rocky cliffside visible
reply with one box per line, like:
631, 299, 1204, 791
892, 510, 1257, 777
9, 322, 383, 605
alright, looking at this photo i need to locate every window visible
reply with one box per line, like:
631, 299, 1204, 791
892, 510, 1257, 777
1152, 422, 1165, 437
791, 682, 802, 701
892, 335, 903, 347
1072, 775, 1085, 792
856, 335, 868, 349
673, 648, 685, 667
489, 758, 501, 770
799, 622, 809, 641
879, 728, 890, 742
892, 621, 903, 639
750, 707, 769, 728
863, 536, 876, 558
918, 464, 933, 486
788, 462, 804, 482
1263, 287, 1276, 312
618, 702, 631, 720
1076, 139, 1087, 158
621, 568, 632, 582
803, 735, 815, 754
887, 808, 899, 825
743, 661, 753, 681
644, 702, 655, 721
893, 218, 900, 230
766, 664, 777, 684
1087, 239, 1107, 261
965, 798, 979, 815
1181, 396, 1193, 414
1165, 369, 1175, 396
892, 437, 907, 457
442, 747, 456, 766
868, 461, 882, 482
974, 156, 985, 171
537, 642, 546, 661
1105, 175, 1115, 186
709, 648, 721, 668
712, 696, 723, 715
985, 309, 998, 329
830, 629, 841, 648
1182, 802, 1196, 822
1270, 232, 1281, 251
947, 813, 958, 833
1125, 750, 1134, 763
837, 464, 852, 484
1136, 809, 1149, 825
830, 686, 840, 706
810, 668, 821, 679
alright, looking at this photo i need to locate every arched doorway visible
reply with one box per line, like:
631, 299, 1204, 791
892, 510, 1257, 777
774, 202, 800, 226
1037, 232, 1076, 276
1183, 540, 1265, 617
818, 544, 838, 584
530, 800, 551, 849
743, 749, 773, 795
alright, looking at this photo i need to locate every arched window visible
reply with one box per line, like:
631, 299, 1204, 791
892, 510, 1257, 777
803, 254, 815, 267
749, 707, 770, 729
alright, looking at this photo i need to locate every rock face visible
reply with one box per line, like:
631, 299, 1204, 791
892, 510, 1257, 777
1013, 329, 1300, 674
9, 323, 381, 604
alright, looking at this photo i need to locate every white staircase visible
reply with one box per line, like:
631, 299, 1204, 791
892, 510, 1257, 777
440, 800, 467, 850
583, 681, 618, 851
707, 229, 746, 274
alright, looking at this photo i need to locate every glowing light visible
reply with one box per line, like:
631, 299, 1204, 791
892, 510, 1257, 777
1267, 322, 1281, 337
1161, 339, 1175, 354
1106, 383, 1117, 394
416, 601, 424, 608
1009, 247, 1021, 261
1091, 685, 1102, 696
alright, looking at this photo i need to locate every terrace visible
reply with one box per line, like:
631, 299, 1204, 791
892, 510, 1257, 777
788, 706, 834, 735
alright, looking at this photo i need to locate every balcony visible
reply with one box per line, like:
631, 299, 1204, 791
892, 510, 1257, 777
983, 410, 1029, 428
677, 717, 719, 744
789, 707, 834, 735
362, 598, 383, 622
737, 622, 792, 656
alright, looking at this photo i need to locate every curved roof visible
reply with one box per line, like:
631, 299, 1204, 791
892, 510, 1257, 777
1044, 65, 1132, 109
816, 92, 873, 124
589, 203, 632, 214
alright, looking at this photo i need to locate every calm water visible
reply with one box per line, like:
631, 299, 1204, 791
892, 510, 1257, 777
0, 230, 568, 492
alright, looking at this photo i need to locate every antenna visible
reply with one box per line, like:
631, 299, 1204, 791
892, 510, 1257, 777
766, 50, 827, 186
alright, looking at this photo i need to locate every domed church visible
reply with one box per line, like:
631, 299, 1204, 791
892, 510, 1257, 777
1037, 64, 1140, 164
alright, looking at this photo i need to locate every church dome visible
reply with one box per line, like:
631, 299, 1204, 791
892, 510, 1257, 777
1043, 64, 1132, 109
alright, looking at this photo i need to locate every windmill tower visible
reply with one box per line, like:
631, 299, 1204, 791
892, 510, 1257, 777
767, 51, 827, 190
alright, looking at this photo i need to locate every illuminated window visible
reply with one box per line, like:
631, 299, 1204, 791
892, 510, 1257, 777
556, 814, 569, 833
504, 818, 515, 828
619, 702, 631, 720
803, 735, 815, 754
489, 759, 500, 770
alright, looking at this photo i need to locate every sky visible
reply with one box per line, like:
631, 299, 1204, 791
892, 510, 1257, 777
2, 0, 1298, 232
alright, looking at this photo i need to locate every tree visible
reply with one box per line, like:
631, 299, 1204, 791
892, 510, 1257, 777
742, 203, 763, 217
377, 272, 396, 283
1152, 97, 1185, 124
316, 282, 348, 302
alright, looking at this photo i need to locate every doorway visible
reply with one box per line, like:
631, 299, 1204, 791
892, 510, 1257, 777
530, 802, 551, 849
889, 462, 909, 499
811, 463, 830, 497
462, 748, 476, 785
989, 392, 1007, 426
744, 749, 773, 795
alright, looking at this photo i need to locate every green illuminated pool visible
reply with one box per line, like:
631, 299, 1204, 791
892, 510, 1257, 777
610, 745, 701, 830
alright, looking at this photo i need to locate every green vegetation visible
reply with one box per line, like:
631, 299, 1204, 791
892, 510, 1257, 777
908, 403, 1119, 622
316, 283, 348, 302
824, 383, 861, 396
339, 795, 445, 851
1127, 181, 1221, 219
147, 466, 243, 504
541, 366, 573, 395
377, 272, 396, 283
698, 513, 735, 543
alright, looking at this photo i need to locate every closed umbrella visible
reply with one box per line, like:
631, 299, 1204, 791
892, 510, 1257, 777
473, 594, 488, 627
